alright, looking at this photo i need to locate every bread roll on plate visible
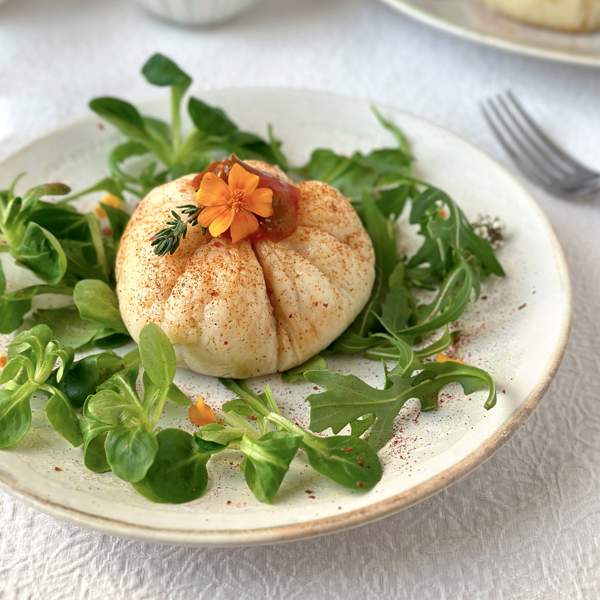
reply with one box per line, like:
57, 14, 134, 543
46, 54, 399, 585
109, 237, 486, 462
116, 159, 375, 379
483, 0, 600, 32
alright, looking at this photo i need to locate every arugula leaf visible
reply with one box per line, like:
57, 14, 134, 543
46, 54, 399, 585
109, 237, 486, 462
376, 183, 412, 219
350, 414, 376, 438
364, 195, 401, 288
409, 186, 504, 279
381, 259, 474, 338
298, 110, 411, 202
372, 106, 412, 155
306, 360, 496, 450
306, 371, 409, 449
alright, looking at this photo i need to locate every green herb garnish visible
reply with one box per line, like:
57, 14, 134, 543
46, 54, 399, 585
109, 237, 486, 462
149, 204, 201, 256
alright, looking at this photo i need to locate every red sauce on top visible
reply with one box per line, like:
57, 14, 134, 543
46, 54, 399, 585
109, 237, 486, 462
192, 156, 300, 243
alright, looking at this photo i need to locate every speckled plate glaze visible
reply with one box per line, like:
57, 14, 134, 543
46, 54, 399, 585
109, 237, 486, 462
0, 89, 571, 546
379, 0, 600, 67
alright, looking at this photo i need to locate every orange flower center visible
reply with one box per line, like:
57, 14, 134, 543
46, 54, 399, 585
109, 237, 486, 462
230, 189, 247, 212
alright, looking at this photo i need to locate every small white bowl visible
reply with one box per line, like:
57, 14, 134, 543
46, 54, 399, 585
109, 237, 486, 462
133, 0, 262, 26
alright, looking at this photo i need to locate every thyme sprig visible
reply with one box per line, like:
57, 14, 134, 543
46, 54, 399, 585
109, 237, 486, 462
150, 204, 200, 256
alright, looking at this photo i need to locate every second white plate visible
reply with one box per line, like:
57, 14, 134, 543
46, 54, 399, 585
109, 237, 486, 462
380, 0, 600, 67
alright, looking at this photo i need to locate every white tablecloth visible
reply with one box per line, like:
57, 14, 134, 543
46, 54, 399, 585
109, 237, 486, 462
1, 0, 599, 598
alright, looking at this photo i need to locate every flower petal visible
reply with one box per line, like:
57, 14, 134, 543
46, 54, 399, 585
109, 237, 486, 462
230, 211, 259, 243
197, 172, 230, 206
228, 163, 259, 195
198, 205, 230, 228
246, 187, 274, 217
208, 208, 235, 238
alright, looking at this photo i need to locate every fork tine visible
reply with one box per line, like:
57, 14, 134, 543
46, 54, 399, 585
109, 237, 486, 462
506, 91, 597, 177
480, 101, 555, 190
498, 93, 574, 177
484, 97, 562, 185
567, 177, 600, 199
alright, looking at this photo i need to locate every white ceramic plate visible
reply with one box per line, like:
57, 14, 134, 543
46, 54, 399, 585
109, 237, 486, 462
379, 0, 600, 67
0, 88, 571, 546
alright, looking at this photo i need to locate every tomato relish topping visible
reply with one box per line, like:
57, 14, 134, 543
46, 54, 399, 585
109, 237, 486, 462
192, 156, 299, 244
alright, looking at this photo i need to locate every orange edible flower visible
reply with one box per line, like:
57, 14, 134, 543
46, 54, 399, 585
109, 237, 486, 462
195, 163, 273, 243
436, 353, 464, 364
0, 354, 7, 369
188, 395, 217, 427
95, 193, 124, 219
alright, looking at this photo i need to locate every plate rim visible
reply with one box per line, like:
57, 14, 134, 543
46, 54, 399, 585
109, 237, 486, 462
0, 87, 572, 546
378, 0, 600, 67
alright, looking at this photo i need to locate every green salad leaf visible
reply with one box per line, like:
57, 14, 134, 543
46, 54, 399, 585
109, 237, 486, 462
240, 431, 302, 503
0, 324, 80, 448
88, 53, 287, 200
80, 323, 185, 483
281, 354, 327, 383
134, 429, 209, 504
306, 359, 496, 450
214, 378, 384, 501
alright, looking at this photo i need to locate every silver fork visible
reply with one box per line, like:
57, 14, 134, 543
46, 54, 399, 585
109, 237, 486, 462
481, 91, 600, 199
